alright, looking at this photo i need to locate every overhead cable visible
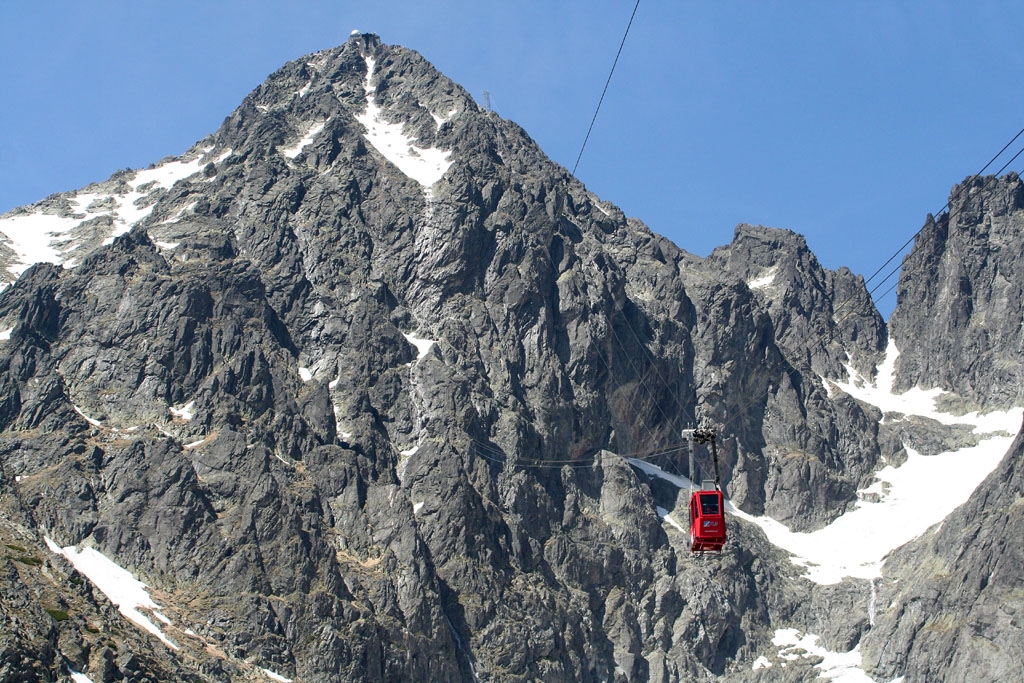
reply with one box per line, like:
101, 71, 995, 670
571, 0, 641, 176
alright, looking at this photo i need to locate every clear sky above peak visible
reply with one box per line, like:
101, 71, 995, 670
2, 1, 1022, 319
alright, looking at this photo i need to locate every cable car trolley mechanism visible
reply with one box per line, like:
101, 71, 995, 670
683, 427, 726, 554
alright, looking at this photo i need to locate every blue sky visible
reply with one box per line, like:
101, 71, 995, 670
2, 1, 1023, 318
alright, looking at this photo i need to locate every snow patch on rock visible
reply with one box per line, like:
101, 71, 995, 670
747, 266, 778, 290
45, 537, 178, 650
281, 120, 327, 159
403, 332, 435, 361
169, 401, 195, 421
0, 146, 220, 281
656, 506, 686, 534
829, 340, 1021, 432
73, 405, 103, 428
769, 628, 893, 682
356, 57, 451, 190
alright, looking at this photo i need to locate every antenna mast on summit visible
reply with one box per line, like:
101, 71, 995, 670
483, 90, 492, 112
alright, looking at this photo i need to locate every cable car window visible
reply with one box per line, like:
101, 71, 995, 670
700, 494, 720, 515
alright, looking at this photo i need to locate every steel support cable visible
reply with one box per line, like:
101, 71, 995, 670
565, 0, 961, 477
829, 140, 1021, 330
861, 141, 1024, 305
545, 139, 1024, 463
470, 437, 688, 469
566, 0, 706, 477
573, 132, 1024, 462
468, 423, 692, 463
860, 124, 1024, 291
872, 279, 900, 306
571, 0, 641, 176
826, 139, 1024, 335
826, 125, 1024, 334
604, 133, 1024, 457
514, 14, 1020, 467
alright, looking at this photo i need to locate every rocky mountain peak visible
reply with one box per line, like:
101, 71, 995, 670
0, 35, 1021, 683
708, 223, 885, 379
890, 172, 1024, 410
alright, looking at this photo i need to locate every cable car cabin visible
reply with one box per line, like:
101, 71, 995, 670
689, 489, 726, 553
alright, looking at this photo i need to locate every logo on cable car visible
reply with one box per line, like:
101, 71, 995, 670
703, 521, 718, 528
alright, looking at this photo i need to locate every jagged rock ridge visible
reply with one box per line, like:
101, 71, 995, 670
890, 173, 1024, 409
0, 32, 1019, 682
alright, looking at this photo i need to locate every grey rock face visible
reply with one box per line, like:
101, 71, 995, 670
842, 175, 1024, 682
3, 30, 1018, 683
708, 224, 886, 379
861, 418, 1024, 683
890, 173, 1024, 409
703, 225, 888, 528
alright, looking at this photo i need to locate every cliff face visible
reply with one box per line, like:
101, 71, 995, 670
890, 173, 1024, 409
707, 223, 886, 380
850, 173, 1024, 683
0, 33, 1020, 683
861, 418, 1024, 683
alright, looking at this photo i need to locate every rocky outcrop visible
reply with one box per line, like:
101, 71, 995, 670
836, 175, 1024, 683
701, 226, 887, 526
890, 173, 1024, 410
708, 224, 886, 379
861, 417, 1024, 682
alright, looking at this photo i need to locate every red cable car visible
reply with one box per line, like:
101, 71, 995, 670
685, 427, 727, 553
689, 489, 726, 553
